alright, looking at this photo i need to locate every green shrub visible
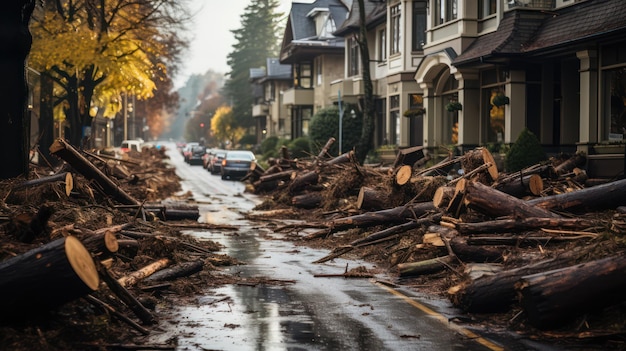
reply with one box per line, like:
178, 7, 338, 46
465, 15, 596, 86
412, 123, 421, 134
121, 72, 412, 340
288, 137, 311, 159
505, 128, 546, 172
238, 134, 257, 147
260, 136, 279, 154
309, 106, 362, 156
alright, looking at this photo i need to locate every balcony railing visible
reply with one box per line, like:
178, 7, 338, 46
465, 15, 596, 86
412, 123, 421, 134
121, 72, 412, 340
506, 0, 555, 11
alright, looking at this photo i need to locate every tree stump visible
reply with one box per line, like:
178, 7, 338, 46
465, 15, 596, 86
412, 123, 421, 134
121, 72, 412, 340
0, 236, 99, 318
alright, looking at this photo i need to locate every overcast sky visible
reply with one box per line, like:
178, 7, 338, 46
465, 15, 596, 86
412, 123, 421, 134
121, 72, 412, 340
174, 0, 294, 88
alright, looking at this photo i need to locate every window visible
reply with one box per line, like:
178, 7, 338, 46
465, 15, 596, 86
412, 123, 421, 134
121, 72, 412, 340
293, 62, 312, 89
390, 3, 401, 55
412, 1, 427, 51
378, 28, 386, 61
604, 67, 626, 141
348, 36, 360, 77
435, 0, 457, 26
390, 95, 400, 145
479, 0, 496, 19
316, 58, 322, 86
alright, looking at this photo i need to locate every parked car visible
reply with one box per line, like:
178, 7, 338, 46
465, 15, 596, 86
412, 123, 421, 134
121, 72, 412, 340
120, 139, 143, 154
182, 142, 199, 163
209, 150, 226, 174
188, 145, 206, 165
221, 150, 256, 180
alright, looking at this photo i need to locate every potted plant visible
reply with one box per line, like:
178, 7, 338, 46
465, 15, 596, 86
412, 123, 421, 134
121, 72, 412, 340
445, 101, 462, 112
492, 94, 510, 107
403, 107, 426, 118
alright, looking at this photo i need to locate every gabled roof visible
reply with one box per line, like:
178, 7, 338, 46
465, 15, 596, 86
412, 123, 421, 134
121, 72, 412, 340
280, 0, 350, 63
333, 1, 387, 37
454, 0, 626, 66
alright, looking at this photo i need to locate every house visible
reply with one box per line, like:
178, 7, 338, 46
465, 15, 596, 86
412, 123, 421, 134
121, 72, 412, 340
415, 0, 626, 178
269, 0, 626, 178
278, 0, 351, 139
250, 58, 292, 143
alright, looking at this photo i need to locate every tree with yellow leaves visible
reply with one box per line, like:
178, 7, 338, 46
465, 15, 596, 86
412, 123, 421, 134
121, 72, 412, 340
28, 0, 188, 147
210, 106, 245, 148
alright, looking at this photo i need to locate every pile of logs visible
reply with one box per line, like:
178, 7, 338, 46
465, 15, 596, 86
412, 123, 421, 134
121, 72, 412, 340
245, 138, 626, 331
0, 139, 219, 347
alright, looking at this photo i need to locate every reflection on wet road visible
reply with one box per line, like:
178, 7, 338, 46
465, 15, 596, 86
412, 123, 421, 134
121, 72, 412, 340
147, 147, 502, 351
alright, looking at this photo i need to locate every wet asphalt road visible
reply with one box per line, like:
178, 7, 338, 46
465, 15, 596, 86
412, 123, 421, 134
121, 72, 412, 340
145, 145, 558, 351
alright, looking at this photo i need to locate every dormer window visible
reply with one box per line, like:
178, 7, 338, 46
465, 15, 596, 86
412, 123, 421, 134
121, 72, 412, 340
308, 8, 336, 39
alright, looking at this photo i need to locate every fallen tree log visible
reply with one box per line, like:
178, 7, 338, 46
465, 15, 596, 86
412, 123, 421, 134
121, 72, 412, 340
449, 236, 504, 263
455, 217, 597, 234
0, 236, 99, 318
98, 265, 156, 325
356, 186, 389, 211
144, 260, 204, 283
306, 202, 438, 239
448, 248, 592, 313
461, 147, 498, 184
397, 255, 456, 277
392, 145, 425, 169
292, 193, 323, 209
117, 258, 171, 288
463, 181, 559, 218
14, 171, 73, 196
527, 178, 626, 211
289, 170, 319, 194
49, 138, 141, 206
494, 173, 543, 197
517, 254, 626, 329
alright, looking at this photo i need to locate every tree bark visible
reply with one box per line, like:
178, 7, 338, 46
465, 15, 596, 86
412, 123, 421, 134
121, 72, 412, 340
392, 145, 425, 169
291, 193, 323, 209
448, 249, 590, 313
397, 255, 455, 277
50, 138, 141, 206
356, 186, 389, 210
463, 180, 559, 218
117, 258, 171, 288
307, 202, 437, 239
494, 173, 543, 197
0, 236, 99, 318
455, 217, 596, 234
527, 178, 626, 211
517, 254, 626, 329
144, 260, 205, 283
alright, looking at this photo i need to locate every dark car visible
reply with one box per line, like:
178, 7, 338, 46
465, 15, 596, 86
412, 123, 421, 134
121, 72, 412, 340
188, 145, 206, 165
209, 150, 226, 174
221, 150, 256, 180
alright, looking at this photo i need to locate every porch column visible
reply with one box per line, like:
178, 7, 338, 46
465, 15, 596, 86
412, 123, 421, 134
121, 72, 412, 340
507, 70, 527, 143
420, 82, 436, 148
576, 50, 598, 144
456, 71, 480, 147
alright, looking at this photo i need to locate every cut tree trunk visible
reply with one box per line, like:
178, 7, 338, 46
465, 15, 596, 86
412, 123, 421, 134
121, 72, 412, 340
49, 138, 140, 206
455, 217, 596, 234
289, 170, 319, 194
117, 258, 171, 288
448, 248, 592, 313
14, 171, 74, 196
461, 148, 498, 184
397, 255, 455, 277
307, 202, 438, 239
317, 137, 336, 158
494, 173, 544, 197
527, 178, 626, 211
554, 152, 587, 175
394, 165, 413, 186
432, 186, 456, 209
292, 193, 323, 209
144, 260, 205, 283
449, 236, 504, 263
392, 145, 425, 169
0, 236, 99, 318
463, 180, 559, 218
356, 186, 389, 210
80, 230, 119, 258
517, 254, 626, 329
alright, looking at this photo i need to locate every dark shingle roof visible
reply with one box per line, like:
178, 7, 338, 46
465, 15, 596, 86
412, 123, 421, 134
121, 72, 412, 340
334, 1, 386, 36
454, 0, 626, 66
266, 58, 291, 80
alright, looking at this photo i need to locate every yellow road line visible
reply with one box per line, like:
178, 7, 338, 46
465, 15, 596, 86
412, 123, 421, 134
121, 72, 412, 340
375, 282, 504, 351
